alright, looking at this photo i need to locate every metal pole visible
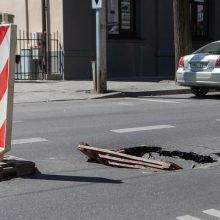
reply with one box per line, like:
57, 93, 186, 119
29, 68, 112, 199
96, 9, 100, 93
25, 0, 29, 40
95, 1, 107, 93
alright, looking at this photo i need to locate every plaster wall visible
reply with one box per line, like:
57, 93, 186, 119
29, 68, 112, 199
0, 0, 26, 31
0, 0, 63, 42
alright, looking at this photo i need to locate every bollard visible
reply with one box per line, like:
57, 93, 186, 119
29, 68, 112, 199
0, 24, 17, 161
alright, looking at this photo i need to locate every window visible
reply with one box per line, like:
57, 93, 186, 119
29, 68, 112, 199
108, 0, 135, 37
191, 0, 209, 40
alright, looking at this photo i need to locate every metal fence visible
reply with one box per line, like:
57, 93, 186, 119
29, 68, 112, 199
15, 31, 64, 80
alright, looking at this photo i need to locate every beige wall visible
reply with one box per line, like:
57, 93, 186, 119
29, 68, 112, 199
28, 0, 43, 33
0, 0, 26, 31
0, 0, 63, 43
49, 0, 63, 45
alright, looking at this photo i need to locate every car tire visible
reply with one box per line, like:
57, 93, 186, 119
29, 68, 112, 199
190, 87, 209, 97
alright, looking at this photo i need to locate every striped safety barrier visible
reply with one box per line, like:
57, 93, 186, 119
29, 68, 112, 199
0, 24, 17, 159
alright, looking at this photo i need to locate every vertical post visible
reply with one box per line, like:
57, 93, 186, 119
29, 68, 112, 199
93, 0, 107, 93
0, 24, 17, 160
96, 9, 101, 93
42, 0, 48, 79
25, 0, 29, 40
91, 60, 97, 92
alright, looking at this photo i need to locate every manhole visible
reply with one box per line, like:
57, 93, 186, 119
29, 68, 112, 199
78, 143, 218, 171
119, 146, 217, 170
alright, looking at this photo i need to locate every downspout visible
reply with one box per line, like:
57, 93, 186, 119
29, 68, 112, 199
42, 0, 48, 78
25, 0, 29, 39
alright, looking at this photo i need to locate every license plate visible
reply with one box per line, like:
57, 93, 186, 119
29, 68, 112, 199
190, 62, 207, 69
183, 72, 196, 81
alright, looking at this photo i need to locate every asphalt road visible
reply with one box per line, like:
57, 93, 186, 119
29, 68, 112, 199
1, 93, 220, 220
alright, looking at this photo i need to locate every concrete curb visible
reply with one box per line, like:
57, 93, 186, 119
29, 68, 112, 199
93, 89, 191, 99
13, 88, 192, 104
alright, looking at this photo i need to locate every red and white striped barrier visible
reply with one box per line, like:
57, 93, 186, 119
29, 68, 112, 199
0, 24, 17, 159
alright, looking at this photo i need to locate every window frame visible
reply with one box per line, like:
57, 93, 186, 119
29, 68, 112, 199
108, 0, 136, 39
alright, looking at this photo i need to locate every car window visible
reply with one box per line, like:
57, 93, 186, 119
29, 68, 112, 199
193, 42, 220, 55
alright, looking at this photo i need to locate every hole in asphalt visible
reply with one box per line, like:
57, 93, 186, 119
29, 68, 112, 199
119, 146, 162, 157
119, 146, 217, 169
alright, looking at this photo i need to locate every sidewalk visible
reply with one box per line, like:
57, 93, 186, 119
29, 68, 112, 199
14, 80, 190, 104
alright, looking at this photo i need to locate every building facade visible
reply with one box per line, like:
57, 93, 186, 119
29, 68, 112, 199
1, 0, 220, 80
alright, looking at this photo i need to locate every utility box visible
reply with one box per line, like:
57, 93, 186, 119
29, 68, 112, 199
20, 49, 33, 76
0, 13, 14, 24
31, 32, 43, 48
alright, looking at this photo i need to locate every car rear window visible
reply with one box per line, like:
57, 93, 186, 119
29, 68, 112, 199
194, 42, 220, 55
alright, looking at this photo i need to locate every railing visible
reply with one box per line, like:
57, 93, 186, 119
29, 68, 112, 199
15, 31, 64, 80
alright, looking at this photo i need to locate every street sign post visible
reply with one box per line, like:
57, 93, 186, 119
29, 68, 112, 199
91, 0, 107, 93
0, 24, 17, 160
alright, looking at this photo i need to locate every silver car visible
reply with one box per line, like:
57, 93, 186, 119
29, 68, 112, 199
176, 41, 220, 96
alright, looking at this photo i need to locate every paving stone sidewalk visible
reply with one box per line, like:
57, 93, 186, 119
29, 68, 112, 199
14, 80, 190, 104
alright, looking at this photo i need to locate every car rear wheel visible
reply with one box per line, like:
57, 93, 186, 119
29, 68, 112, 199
190, 87, 209, 97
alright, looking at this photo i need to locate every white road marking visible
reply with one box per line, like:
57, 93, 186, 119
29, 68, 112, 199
176, 215, 201, 220
13, 120, 24, 124
111, 125, 175, 133
118, 102, 134, 106
125, 97, 181, 104
203, 209, 220, 218
216, 119, 220, 122
12, 138, 48, 145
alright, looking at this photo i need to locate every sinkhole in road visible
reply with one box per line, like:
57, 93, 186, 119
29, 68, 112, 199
119, 146, 217, 169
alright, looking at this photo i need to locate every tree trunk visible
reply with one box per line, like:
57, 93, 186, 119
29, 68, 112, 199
173, 0, 192, 71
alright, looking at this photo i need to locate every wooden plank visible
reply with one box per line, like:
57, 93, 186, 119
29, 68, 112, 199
98, 154, 167, 169
107, 161, 145, 169
78, 144, 168, 167
78, 143, 182, 170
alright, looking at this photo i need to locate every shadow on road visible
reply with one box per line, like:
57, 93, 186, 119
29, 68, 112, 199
25, 171, 123, 184
134, 93, 220, 100
192, 94, 220, 100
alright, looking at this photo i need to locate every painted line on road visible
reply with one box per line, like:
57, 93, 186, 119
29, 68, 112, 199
203, 209, 220, 218
111, 125, 175, 133
12, 137, 48, 145
176, 215, 201, 220
118, 102, 134, 106
216, 119, 220, 122
125, 97, 181, 104
13, 120, 24, 124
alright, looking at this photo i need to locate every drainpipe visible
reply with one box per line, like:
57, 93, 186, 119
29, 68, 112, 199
42, 0, 48, 79
25, 0, 29, 39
